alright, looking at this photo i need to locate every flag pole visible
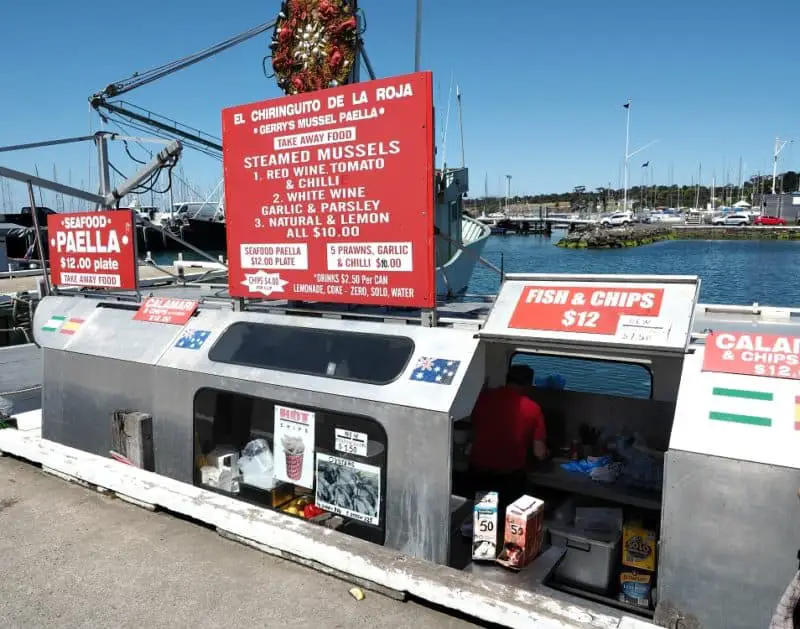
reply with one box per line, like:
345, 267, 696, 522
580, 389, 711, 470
623, 99, 631, 212
414, 0, 422, 72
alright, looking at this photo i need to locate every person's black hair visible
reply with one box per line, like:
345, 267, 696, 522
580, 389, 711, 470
507, 364, 534, 386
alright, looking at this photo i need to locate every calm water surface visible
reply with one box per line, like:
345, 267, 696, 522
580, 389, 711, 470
468, 235, 800, 397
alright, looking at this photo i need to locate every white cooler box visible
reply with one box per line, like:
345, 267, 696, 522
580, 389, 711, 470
548, 523, 621, 594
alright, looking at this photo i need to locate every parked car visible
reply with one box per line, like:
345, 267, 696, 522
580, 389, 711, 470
599, 212, 633, 227
711, 213, 750, 226
754, 215, 787, 226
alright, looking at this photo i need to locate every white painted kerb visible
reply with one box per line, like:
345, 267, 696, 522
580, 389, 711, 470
0, 416, 656, 629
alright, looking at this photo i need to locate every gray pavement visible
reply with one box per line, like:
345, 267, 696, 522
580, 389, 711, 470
0, 456, 483, 629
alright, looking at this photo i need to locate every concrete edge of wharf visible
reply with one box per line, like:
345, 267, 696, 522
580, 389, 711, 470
0, 413, 656, 629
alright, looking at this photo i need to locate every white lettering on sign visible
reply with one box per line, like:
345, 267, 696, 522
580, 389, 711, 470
249, 99, 322, 122
704, 332, 800, 380
240, 243, 309, 270
144, 298, 196, 312
588, 291, 657, 309
525, 289, 570, 305
54, 230, 121, 254
316, 141, 401, 161
240, 270, 289, 296
326, 242, 413, 272
713, 333, 800, 358
274, 126, 357, 150
61, 272, 121, 288
334, 428, 368, 456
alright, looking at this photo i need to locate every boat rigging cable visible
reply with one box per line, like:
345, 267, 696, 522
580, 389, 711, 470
90, 20, 278, 154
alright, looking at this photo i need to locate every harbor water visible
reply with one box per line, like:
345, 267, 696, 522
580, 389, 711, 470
156, 236, 800, 399
469, 234, 800, 399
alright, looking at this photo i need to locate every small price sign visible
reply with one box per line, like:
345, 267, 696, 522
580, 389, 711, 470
334, 428, 368, 457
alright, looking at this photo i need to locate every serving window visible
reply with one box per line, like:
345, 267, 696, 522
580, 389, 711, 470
510, 353, 653, 400
193, 388, 387, 545
207, 322, 414, 385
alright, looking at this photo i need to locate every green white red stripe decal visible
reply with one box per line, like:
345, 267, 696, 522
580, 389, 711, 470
709, 387, 773, 427
41, 315, 66, 332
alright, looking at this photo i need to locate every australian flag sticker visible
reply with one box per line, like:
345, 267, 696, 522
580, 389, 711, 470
175, 329, 211, 350
410, 357, 461, 385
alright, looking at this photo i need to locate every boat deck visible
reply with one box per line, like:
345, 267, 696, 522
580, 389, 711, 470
0, 343, 42, 415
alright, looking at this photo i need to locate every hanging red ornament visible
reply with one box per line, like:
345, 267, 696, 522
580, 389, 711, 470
271, 0, 359, 95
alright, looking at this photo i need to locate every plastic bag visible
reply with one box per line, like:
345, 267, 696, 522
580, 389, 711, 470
239, 438, 275, 490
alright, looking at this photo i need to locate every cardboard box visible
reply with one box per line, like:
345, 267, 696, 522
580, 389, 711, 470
497, 495, 545, 570
472, 491, 499, 561
619, 570, 653, 608
621, 522, 657, 572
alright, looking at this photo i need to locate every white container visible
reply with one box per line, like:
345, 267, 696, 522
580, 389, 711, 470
472, 491, 499, 561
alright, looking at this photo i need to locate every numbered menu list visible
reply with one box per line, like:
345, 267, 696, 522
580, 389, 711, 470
222, 71, 435, 308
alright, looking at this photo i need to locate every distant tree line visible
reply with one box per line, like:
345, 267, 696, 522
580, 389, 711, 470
466, 171, 800, 213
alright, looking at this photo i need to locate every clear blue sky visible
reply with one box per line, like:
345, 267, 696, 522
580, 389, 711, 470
1, 0, 798, 206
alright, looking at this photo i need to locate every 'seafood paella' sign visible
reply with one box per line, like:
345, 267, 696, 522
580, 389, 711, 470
703, 332, 800, 380
221, 71, 435, 308
47, 210, 137, 290
133, 297, 198, 325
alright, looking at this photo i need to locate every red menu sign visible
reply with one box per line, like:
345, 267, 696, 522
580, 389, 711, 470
703, 332, 800, 380
47, 209, 137, 290
133, 297, 198, 325
221, 71, 435, 308
509, 285, 665, 335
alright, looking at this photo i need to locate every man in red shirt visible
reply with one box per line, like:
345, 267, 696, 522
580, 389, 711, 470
468, 364, 547, 519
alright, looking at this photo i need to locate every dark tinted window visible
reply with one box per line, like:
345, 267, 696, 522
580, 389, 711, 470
193, 388, 387, 545
208, 322, 414, 385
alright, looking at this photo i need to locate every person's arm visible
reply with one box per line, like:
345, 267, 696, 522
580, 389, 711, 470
531, 406, 548, 460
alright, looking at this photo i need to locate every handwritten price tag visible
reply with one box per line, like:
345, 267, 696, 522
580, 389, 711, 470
334, 428, 368, 457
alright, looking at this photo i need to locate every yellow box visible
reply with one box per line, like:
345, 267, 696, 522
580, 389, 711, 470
621, 522, 657, 572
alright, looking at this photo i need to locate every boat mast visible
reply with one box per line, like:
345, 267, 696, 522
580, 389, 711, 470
772, 137, 791, 195
623, 99, 631, 212
695, 162, 701, 209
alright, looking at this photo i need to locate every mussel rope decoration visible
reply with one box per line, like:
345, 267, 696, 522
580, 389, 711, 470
270, 0, 359, 95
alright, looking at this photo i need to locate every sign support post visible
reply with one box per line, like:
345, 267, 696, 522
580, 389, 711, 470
96, 134, 112, 209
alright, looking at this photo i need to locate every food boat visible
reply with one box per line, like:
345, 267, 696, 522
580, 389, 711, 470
2, 3, 799, 629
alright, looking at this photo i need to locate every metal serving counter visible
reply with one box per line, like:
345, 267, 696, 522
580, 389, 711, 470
33, 294, 485, 565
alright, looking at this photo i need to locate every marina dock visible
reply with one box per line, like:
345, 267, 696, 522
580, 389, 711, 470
0, 263, 224, 295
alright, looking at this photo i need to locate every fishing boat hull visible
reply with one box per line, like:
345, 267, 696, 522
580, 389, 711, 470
436, 216, 490, 298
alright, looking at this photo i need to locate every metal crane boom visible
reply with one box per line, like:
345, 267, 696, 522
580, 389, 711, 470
92, 20, 277, 101
91, 99, 222, 154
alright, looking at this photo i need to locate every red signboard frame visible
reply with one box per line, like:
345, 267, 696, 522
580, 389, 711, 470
46, 209, 138, 291
133, 297, 199, 325
221, 71, 435, 308
508, 285, 666, 335
703, 331, 800, 380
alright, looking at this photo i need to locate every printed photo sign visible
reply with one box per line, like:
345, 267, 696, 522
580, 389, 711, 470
274, 405, 316, 489
315, 453, 380, 526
